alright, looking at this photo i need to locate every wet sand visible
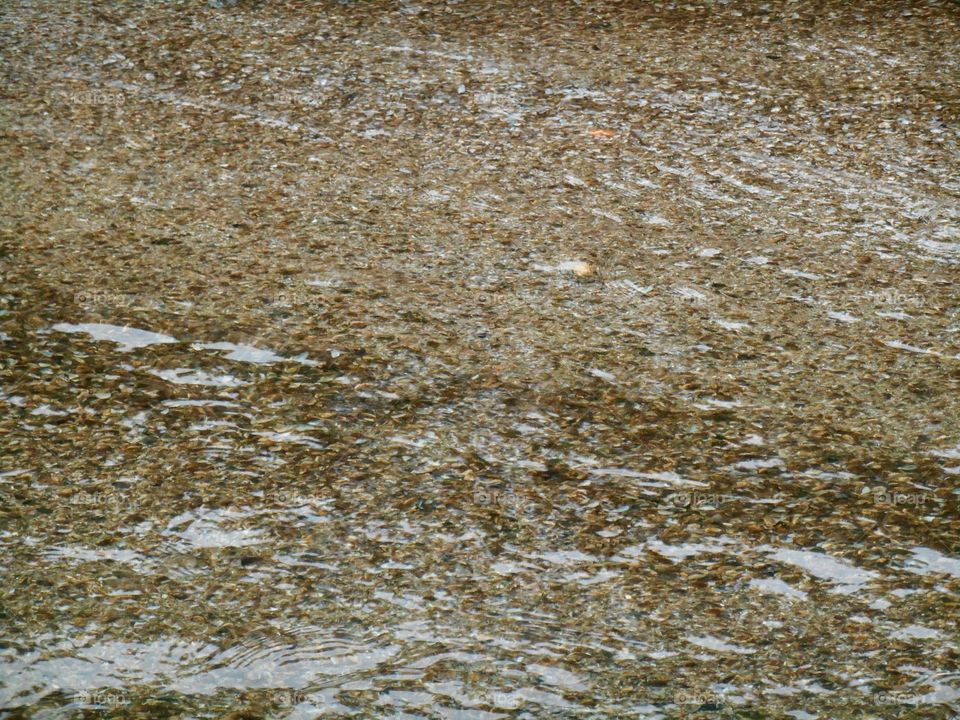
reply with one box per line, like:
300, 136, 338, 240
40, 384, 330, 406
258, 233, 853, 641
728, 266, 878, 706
1, 1, 959, 717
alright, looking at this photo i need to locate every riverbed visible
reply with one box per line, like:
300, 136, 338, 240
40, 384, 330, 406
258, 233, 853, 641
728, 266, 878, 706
1, 1, 959, 718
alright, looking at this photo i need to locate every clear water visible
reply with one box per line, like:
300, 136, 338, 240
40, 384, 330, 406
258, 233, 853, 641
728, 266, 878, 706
2, 1, 959, 718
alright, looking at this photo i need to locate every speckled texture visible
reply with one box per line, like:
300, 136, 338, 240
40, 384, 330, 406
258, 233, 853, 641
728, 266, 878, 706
1, 1, 959, 718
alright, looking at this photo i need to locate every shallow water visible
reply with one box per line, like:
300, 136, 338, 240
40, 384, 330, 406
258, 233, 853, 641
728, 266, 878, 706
1, 1, 959, 718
